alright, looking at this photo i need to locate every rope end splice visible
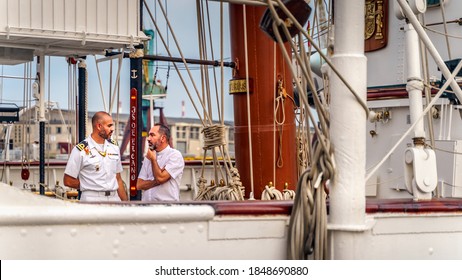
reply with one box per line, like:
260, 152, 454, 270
261, 182, 296, 200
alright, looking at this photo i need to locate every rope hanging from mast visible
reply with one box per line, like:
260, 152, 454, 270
261, 0, 335, 259
144, 0, 244, 200
194, 0, 244, 201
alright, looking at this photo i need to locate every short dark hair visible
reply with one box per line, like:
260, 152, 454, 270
155, 123, 170, 141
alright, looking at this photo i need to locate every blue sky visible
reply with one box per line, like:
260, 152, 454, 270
0, 1, 234, 121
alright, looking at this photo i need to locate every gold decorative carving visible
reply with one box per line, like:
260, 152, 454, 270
365, 0, 388, 52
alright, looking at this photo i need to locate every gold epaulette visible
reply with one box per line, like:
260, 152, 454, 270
107, 138, 118, 146
75, 140, 88, 151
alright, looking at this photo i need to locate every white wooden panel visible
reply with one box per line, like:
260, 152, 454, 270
64, 0, 76, 32
86, 0, 98, 34
96, 0, 107, 35
2, 0, 141, 36
127, 0, 137, 37
19, 0, 31, 29
41, 0, 55, 30
75, 0, 87, 33
117, 0, 128, 35
7, 0, 19, 27
0, 0, 145, 56
31, 0, 44, 30
0, 0, 7, 28
107, 0, 118, 35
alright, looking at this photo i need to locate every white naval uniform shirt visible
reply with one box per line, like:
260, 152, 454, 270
138, 146, 184, 202
64, 136, 123, 201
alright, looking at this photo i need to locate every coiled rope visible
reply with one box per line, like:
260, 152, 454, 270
195, 124, 244, 201
288, 137, 331, 260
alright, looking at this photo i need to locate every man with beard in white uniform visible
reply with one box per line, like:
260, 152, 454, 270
136, 123, 184, 201
63, 111, 128, 202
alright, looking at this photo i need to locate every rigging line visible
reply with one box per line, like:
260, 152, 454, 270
22, 61, 27, 158
108, 54, 124, 114
298, 32, 329, 135
0, 75, 36, 80
27, 62, 32, 162
220, 0, 225, 124
221, 51, 234, 176
215, 0, 272, 5
115, 52, 121, 141
299, 38, 314, 165
156, 0, 213, 124
273, 41, 277, 196
269, 0, 328, 134
429, 144, 462, 156
70, 63, 78, 145
145, 0, 207, 126
67, 62, 71, 147
197, 0, 212, 125
297, 37, 312, 173
202, 4, 216, 130
398, 0, 462, 105
419, 13, 436, 152
439, 0, 452, 59
46, 56, 53, 187
366, 59, 462, 181
315, 0, 327, 48
109, 56, 113, 113
94, 55, 107, 112
163, 0, 170, 91
26, 62, 32, 163
276, 35, 328, 158
296, 75, 334, 183
422, 25, 462, 39
243, 4, 255, 199
440, 181, 462, 190
201, 1, 230, 176
275, 0, 370, 119
425, 18, 462, 27
204, 0, 223, 124
266, 2, 331, 159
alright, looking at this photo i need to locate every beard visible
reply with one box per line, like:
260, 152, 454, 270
99, 130, 111, 140
148, 142, 157, 151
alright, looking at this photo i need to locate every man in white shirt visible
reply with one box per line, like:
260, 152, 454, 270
136, 123, 184, 202
63, 111, 128, 202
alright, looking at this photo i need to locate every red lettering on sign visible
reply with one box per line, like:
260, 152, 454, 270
129, 88, 138, 196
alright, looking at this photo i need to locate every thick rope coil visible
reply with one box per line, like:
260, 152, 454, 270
212, 185, 242, 200
283, 188, 296, 200
288, 136, 332, 260
195, 126, 245, 201
195, 177, 214, 200
261, 183, 284, 200
210, 168, 245, 200
202, 124, 226, 150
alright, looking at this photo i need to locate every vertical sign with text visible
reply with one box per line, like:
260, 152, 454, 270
129, 88, 138, 197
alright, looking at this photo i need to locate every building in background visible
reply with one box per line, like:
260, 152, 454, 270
0, 107, 235, 161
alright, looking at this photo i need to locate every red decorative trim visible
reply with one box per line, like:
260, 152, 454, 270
366, 198, 462, 213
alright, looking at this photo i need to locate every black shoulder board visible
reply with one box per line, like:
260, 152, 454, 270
107, 138, 118, 146
76, 140, 88, 151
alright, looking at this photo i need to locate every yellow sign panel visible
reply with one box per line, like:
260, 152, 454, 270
229, 78, 253, 94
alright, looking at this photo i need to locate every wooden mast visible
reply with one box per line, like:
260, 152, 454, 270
229, 4, 297, 199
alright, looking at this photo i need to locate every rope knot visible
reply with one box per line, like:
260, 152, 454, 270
202, 124, 226, 150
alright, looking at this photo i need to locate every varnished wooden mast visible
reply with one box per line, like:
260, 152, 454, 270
229, 4, 297, 199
